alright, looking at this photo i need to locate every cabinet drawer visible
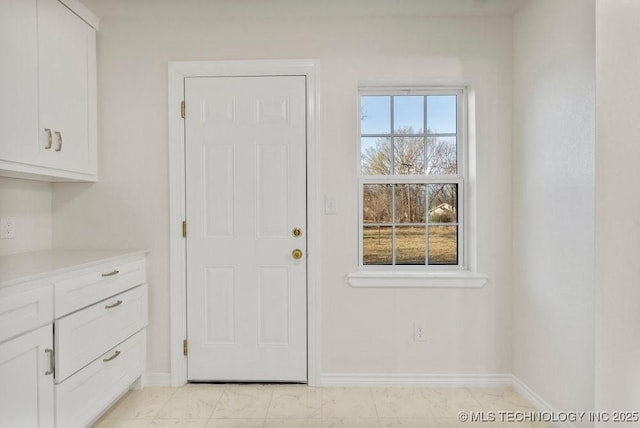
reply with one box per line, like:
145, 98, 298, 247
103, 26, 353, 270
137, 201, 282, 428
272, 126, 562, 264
54, 257, 145, 317
56, 330, 145, 428
0, 280, 53, 343
55, 284, 147, 382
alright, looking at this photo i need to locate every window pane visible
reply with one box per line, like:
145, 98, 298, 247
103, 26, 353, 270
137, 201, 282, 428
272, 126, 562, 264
428, 184, 458, 223
363, 184, 392, 224
394, 184, 426, 223
426, 136, 457, 175
394, 96, 424, 134
395, 226, 426, 265
394, 136, 425, 175
363, 226, 392, 265
427, 95, 457, 134
361, 137, 392, 175
361, 96, 391, 135
428, 225, 458, 265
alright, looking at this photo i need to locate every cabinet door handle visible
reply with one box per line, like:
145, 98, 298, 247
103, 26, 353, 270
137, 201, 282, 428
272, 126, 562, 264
103, 350, 120, 362
101, 270, 120, 277
45, 348, 54, 376
105, 300, 123, 309
44, 129, 52, 149
54, 131, 62, 152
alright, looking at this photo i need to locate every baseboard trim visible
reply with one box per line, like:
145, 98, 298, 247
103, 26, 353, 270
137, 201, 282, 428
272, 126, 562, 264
511, 375, 574, 428
319, 373, 513, 387
143, 372, 172, 387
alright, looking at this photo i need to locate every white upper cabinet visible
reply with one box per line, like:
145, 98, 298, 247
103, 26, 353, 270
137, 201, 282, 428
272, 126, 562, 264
0, 0, 98, 182
38, 0, 97, 177
0, 0, 39, 165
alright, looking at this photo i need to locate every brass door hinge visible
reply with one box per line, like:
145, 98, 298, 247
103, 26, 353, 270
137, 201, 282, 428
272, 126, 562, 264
182, 221, 187, 238
181, 101, 185, 119
183, 339, 188, 356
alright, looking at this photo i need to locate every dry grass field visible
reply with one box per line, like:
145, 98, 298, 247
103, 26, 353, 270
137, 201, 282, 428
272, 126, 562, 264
363, 225, 457, 265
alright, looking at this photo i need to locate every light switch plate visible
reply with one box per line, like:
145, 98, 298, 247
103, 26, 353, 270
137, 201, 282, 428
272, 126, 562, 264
324, 195, 337, 215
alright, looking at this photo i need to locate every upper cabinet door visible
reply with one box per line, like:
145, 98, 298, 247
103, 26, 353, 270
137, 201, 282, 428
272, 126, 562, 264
38, 0, 96, 177
0, 0, 39, 163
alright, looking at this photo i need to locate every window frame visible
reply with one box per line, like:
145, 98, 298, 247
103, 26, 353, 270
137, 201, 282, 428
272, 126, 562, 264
357, 86, 467, 271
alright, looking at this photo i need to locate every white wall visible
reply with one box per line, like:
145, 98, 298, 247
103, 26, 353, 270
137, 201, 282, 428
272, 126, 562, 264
512, 0, 595, 420
595, 0, 640, 420
0, 177, 52, 256
53, 4, 514, 376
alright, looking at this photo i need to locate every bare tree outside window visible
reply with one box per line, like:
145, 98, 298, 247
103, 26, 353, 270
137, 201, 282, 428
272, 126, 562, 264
360, 93, 462, 266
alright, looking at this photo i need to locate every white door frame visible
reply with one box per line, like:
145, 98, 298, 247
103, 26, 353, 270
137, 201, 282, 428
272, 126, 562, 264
168, 60, 321, 387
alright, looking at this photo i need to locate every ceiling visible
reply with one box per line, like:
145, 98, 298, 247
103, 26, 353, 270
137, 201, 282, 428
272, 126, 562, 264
81, 0, 528, 21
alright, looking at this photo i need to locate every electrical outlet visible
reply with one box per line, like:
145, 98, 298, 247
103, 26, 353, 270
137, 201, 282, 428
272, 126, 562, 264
1, 217, 16, 239
413, 322, 427, 342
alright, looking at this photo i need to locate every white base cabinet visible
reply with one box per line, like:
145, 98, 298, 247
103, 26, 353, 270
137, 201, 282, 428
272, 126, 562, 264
55, 284, 148, 382
0, 324, 54, 428
56, 330, 146, 428
0, 250, 148, 428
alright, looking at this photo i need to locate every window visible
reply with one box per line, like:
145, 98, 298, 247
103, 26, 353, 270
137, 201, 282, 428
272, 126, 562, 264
358, 89, 465, 269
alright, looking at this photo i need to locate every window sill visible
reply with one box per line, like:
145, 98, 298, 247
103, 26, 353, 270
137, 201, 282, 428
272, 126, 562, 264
347, 270, 488, 288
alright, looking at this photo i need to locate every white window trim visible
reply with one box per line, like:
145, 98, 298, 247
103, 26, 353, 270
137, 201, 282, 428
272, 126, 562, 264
350, 83, 487, 288
347, 270, 488, 288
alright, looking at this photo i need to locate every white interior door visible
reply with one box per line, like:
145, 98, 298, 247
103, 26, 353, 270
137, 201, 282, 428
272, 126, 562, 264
185, 75, 307, 382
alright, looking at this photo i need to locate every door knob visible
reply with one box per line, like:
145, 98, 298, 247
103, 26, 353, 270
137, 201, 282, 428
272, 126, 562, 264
292, 249, 303, 260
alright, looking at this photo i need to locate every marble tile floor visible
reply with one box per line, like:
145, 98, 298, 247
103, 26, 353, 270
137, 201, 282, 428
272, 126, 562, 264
94, 384, 555, 428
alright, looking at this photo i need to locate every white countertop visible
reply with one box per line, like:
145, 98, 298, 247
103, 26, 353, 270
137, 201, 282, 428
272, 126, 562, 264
0, 249, 147, 288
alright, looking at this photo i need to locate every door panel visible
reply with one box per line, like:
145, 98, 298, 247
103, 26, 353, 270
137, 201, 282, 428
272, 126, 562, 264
258, 266, 290, 345
203, 266, 236, 344
256, 143, 289, 237
185, 75, 307, 382
203, 144, 235, 237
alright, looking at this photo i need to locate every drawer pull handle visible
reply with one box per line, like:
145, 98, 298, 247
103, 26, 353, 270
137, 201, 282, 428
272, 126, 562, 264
102, 270, 120, 277
45, 348, 54, 376
105, 300, 123, 309
103, 350, 121, 363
